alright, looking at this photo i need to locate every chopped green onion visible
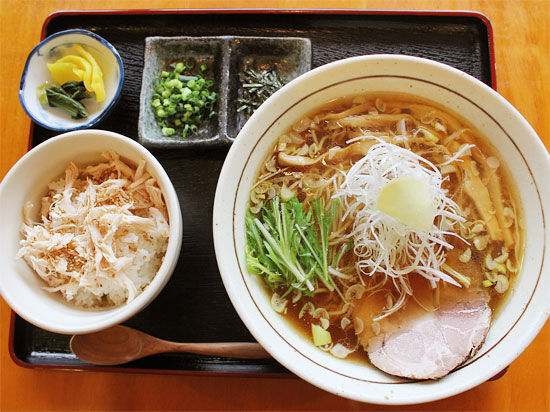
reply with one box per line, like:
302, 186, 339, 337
175, 62, 185, 73
161, 127, 176, 136
271, 293, 288, 313
299, 302, 315, 319
151, 61, 217, 138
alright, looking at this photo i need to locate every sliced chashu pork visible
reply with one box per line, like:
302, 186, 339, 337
354, 284, 491, 380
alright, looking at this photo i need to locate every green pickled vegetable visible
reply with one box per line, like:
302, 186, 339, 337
45, 88, 89, 119
60, 80, 90, 101
37, 81, 89, 119
36, 84, 48, 105
151, 62, 217, 138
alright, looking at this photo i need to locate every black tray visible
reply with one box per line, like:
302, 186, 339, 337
10, 9, 495, 375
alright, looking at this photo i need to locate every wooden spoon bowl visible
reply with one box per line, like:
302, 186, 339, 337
70, 325, 270, 365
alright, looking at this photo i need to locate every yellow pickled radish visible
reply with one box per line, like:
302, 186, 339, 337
45, 46, 106, 102
75, 45, 105, 102
55, 55, 93, 92
377, 176, 437, 231
46, 61, 82, 84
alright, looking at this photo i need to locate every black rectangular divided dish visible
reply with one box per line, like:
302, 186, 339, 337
12, 10, 494, 375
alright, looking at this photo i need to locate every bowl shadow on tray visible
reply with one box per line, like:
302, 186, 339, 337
138, 36, 311, 149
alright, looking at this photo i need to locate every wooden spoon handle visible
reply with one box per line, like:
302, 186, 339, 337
154, 341, 271, 359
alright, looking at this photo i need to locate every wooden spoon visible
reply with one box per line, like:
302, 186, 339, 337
70, 325, 271, 365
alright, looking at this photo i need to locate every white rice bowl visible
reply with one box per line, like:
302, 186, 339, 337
0, 130, 182, 334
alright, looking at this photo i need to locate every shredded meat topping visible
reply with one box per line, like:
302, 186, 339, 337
17, 151, 170, 308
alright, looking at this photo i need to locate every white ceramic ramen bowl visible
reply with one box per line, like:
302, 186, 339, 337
213, 55, 550, 404
0, 130, 182, 334
19, 29, 124, 131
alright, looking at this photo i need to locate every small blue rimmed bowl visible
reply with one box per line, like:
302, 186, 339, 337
19, 29, 124, 131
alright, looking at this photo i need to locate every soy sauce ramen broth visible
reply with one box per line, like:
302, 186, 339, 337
245, 93, 523, 361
